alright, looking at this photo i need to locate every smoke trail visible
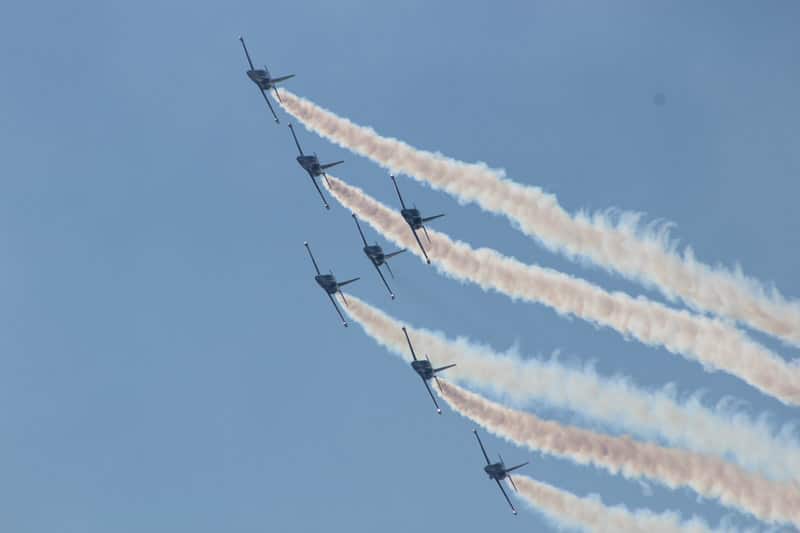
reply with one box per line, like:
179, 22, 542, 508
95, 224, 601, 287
325, 175, 800, 405
515, 475, 714, 533
439, 381, 800, 527
278, 89, 800, 346
344, 296, 800, 482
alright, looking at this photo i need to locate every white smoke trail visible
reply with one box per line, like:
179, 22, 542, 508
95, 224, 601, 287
439, 381, 800, 527
515, 475, 714, 533
325, 175, 800, 405
277, 89, 800, 346
344, 296, 800, 482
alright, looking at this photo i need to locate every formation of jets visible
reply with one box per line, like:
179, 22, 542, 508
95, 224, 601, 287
241, 36, 526, 516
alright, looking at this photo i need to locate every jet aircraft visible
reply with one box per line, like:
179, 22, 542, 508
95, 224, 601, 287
390, 175, 444, 264
352, 214, 406, 299
289, 123, 344, 210
401, 327, 455, 414
473, 429, 528, 515
238, 36, 294, 124
304, 242, 359, 327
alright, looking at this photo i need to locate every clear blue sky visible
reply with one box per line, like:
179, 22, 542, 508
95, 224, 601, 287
2, 1, 798, 531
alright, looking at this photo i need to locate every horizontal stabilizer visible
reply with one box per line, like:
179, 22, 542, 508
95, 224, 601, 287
384, 249, 407, 259
320, 160, 344, 170
338, 277, 360, 288
272, 74, 295, 83
433, 363, 456, 373
422, 213, 445, 223
504, 461, 528, 474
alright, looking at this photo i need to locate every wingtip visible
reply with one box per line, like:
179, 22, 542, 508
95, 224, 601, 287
426, 259, 431, 265
436, 408, 442, 414
512, 510, 517, 516
343, 322, 349, 327
303, 241, 309, 246
390, 294, 395, 300
324, 204, 331, 210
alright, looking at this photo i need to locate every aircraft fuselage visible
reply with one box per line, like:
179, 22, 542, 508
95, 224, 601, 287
297, 155, 323, 177
364, 245, 385, 265
247, 69, 274, 90
411, 359, 435, 380
315, 274, 338, 294
401, 208, 423, 229
484, 462, 508, 480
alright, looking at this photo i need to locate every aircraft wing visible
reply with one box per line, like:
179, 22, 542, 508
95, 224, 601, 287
473, 430, 492, 465
327, 293, 348, 327
304, 242, 321, 275
320, 160, 344, 170
390, 174, 407, 209
353, 214, 369, 246
421, 377, 442, 414
494, 479, 518, 515
259, 89, 280, 123
410, 228, 431, 264
239, 37, 255, 70
288, 123, 304, 155
422, 213, 445, 223
307, 174, 330, 210
402, 327, 419, 361
373, 262, 395, 299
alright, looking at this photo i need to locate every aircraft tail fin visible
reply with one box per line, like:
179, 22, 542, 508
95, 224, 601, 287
508, 475, 519, 493
421, 225, 432, 243
383, 260, 395, 279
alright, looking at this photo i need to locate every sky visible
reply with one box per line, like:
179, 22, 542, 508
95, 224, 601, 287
1, 1, 799, 531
